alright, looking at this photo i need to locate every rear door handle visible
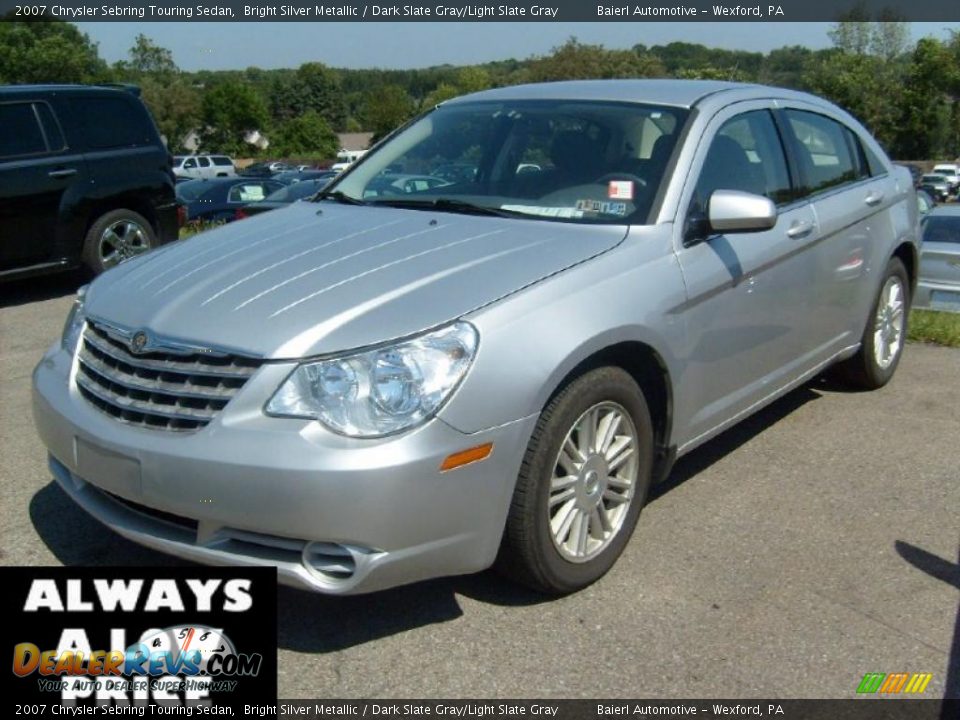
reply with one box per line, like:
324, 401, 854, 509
787, 220, 815, 239
48, 168, 77, 179
865, 191, 885, 206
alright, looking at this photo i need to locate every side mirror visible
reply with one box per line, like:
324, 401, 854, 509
708, 189, 777, 233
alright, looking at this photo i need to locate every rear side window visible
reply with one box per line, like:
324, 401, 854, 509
35, 102, 66, 152
785, 110, 862, 195
922, 215, 960, 244
198, 157, 211, 168
70, 95, 156, 150
0, 102, 47, 159
228, 183, 271, 203
212, 156, 233, 166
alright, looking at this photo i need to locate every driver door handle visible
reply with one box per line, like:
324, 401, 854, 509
787, 220, 815, 239
865, 191, 885, 206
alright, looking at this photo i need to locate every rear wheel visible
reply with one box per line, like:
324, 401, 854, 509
834, 257, 910, 389
496, 367, 654, 594
82, 209, 156, 275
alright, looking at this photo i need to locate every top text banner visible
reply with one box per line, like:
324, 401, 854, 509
3, 0, 960, 22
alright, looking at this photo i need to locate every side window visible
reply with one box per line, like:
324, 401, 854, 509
228, 183, 268, 203
0, 103, 48, 159
71, 96, 155, 150
183, 158, 197, 169
212, 156, 233, 167
785, 110, 862, 195
693, 110, 793, 212
198, 157, 211, 168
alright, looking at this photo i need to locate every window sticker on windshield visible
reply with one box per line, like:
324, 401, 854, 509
500, 205, 585, 219
576, 199, 628, 216
608, 180, 634, 200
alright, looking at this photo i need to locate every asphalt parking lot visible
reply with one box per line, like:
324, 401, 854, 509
1, 273, 958, 700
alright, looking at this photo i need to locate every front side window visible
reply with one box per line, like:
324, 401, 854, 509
785, 110, 862, 195
691, 110, 793, 214
330, 100, 689, 224
0, 102, 47, 159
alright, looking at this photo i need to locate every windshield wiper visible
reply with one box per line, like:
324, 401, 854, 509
315, 190, 367, 206
369, 197, 519, 218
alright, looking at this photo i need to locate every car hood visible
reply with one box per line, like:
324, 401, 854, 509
85, 202, 627, 359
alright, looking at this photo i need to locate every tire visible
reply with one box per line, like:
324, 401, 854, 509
82, 209, 157, 275
496, 367, 655, 594
834, 257, 910, 390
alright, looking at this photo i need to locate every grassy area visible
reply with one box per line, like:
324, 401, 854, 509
179, 220, 224, 240
908, 309, 960, 348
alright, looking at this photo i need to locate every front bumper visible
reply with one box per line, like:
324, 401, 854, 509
32, 343, 536, 594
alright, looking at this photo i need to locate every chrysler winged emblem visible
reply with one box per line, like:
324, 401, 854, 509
129, 331, 149, 354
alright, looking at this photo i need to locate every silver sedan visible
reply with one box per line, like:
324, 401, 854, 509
33, 80, 920, 595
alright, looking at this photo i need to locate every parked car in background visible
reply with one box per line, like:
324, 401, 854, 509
914, 205, 960, 312
172, 154, 236, 180
0, 84, 177, 279
895, 162, 923, 188
932, 163, 960, 192
176, 177, 287, 224
235, 176, 332, 219
361, 173, 453, 198
35, 80, 919, 597
921, 174, 951, 203
273, 169, 338, 185
238, 162, 283, 178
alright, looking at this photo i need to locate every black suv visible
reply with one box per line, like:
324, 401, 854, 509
0, 84, 178, 281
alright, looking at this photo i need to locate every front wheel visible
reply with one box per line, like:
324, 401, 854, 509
496, 367, 654, 594
835, 257, 910, 389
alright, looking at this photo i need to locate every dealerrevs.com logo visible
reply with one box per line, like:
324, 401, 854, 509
2, 568, 277, 709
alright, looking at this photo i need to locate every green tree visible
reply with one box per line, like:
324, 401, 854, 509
117, 34, 177, 79
271, 110, 339, 158
269, 62, 346, 129
364, 85, 415, 143
525, 38, 664, 82
200, 81, 270, 154
0, 21, 108, 84
805, 20, 912, 155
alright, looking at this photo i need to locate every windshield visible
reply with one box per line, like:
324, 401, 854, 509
328, 100, 688, 224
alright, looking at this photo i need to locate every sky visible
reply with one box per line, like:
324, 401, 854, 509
75, 21, 960, 71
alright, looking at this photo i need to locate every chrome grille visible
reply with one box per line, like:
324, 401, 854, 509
76, 321, 261, 432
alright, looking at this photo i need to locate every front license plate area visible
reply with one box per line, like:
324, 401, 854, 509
75, 438, 142, 500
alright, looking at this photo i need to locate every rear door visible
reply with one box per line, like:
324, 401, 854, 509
0, 99, 85, 273
778, 106, 900, 358
197, 156, 213, 179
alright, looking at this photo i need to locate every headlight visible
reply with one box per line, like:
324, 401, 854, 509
61, 285, 88, 354
266, 321, 478, 437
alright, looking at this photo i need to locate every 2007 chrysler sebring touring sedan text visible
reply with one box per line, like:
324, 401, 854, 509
33, 80, 919, 595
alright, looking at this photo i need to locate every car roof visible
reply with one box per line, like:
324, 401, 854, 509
0, 84, 138, 96
445, 79, 827, 110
